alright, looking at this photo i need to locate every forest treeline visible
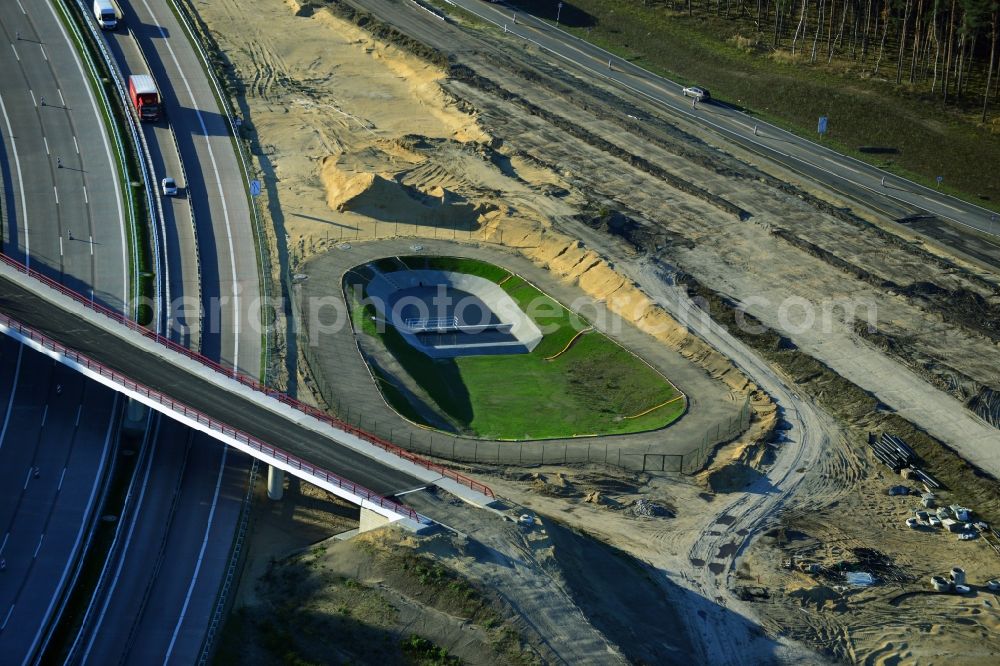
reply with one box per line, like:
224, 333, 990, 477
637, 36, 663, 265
639, 0, 999, 120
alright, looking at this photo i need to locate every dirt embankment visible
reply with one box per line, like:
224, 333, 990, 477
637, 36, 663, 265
190, 0, 771, 424
216, 474, 554, 665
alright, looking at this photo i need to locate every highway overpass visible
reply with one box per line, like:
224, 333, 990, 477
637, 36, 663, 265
0, 253, 494, 528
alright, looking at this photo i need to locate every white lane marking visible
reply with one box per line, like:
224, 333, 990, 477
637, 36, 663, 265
53, 186, 58, 205
473, 4, 994, 231
73, 136, 79, 154
1, 605, 13, 631
16, 0, 26, 14
58, 467, 67, 491
0, 93, 30, 265
28, 394, 120, 663
33, 534, 44, 559
162, 445, 228, 664
80, 414, 159, 664
44, 1, 129, 313
140, 0, 241, 368
1, 533, 7, 553
933, 198, 962, 212
10, 44, 19, 61
823, 156, 864, 176
75, 404, 82, 427
23, 468, 31, 490
90, 236, 93, 256
58, 89, 65, 107
43, 136, 49, 155
83, 185, 88, 204
41, 404, 48, 426
39, 44, 47, 62
0, 345, 24, 452
59, 235, 63, 257
29, 89, 35, 107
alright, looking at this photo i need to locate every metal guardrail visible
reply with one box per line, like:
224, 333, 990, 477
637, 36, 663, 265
68, 0, 165, 332
0, 251, 494, 500
62, 408, 157, 666
117, 430, 194, 665
33, 394, 126, 665
196, 460, 258, 665
119, 14, 204, 345
0, 306, 421, 520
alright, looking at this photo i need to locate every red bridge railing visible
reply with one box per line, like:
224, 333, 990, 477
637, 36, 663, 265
0, 254, 494, 500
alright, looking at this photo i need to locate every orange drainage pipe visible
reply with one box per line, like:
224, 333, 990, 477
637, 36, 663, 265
623, 394, 685, 420
544, 327, 593, 361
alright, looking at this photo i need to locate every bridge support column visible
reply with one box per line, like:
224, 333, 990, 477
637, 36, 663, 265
359, 507, 391, 533
122, 398, 149, 436
267, 465, 284, 500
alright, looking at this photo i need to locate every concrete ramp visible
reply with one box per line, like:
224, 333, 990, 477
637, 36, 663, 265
0, 256, 496, 529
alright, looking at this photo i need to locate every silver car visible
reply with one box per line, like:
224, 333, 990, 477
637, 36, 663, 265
682, 86, 710, 101
161, 177, 178, 196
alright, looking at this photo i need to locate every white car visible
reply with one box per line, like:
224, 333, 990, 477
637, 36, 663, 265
682, 86, 711, 101
161, 177, 178, 196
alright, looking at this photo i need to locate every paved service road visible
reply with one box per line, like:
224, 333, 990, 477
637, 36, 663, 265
0, 336, 119, 664
108, 0, 262, 375
436, 1, 1000, 248
0, 0, 129, 312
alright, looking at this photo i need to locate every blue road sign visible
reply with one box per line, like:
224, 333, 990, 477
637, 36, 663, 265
250, 179, 261, 196
818, 116, 828, 135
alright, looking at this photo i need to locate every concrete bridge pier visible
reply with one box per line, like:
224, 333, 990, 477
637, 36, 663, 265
267, 465, 284, 500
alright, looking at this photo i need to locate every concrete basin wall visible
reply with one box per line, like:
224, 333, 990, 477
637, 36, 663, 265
363, 268, 542, 357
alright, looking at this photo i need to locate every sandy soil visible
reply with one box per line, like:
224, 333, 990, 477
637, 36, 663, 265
217, 476, 556, 665
186, 0, 1000, 662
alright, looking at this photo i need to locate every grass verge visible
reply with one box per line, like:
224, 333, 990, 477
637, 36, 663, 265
348, 256, 683, 439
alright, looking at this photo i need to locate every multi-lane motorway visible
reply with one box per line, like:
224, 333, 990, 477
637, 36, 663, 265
440, 0, 1000, 263
0, 0, 129, 310
0, 335, 121, 665
0, 0, 263, 662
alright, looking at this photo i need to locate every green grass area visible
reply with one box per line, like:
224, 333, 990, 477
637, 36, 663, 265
400, 255, 513, 283
349, 257, 684, 439
507, 0, 1000, 209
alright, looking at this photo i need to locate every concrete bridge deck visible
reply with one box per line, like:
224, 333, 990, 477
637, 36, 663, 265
0, 256, 493, 525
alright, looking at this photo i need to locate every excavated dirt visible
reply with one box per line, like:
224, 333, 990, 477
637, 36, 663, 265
184, 0, 1000, 661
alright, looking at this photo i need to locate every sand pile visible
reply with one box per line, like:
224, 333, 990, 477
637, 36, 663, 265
477, 217, 759, 397
203, 0, 771, 428
320, 156, 498, 229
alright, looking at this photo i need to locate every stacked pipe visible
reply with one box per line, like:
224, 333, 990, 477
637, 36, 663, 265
868, 432, 943, 489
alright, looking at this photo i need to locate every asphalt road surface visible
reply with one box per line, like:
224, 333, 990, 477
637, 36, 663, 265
0, 0, 129, 312
98, 16, 202, 347
413, 0, 1000, 265
105, 0, 262, 375
0, 335, 119, 665
75, 416, 249, 666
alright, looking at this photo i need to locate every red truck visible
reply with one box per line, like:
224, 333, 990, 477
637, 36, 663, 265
128, 74, 161, 122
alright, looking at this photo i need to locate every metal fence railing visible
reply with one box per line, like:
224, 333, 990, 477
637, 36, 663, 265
68, 0, 164, 330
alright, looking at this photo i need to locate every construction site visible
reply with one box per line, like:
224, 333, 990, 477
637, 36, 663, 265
173, 0, 1000, 663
